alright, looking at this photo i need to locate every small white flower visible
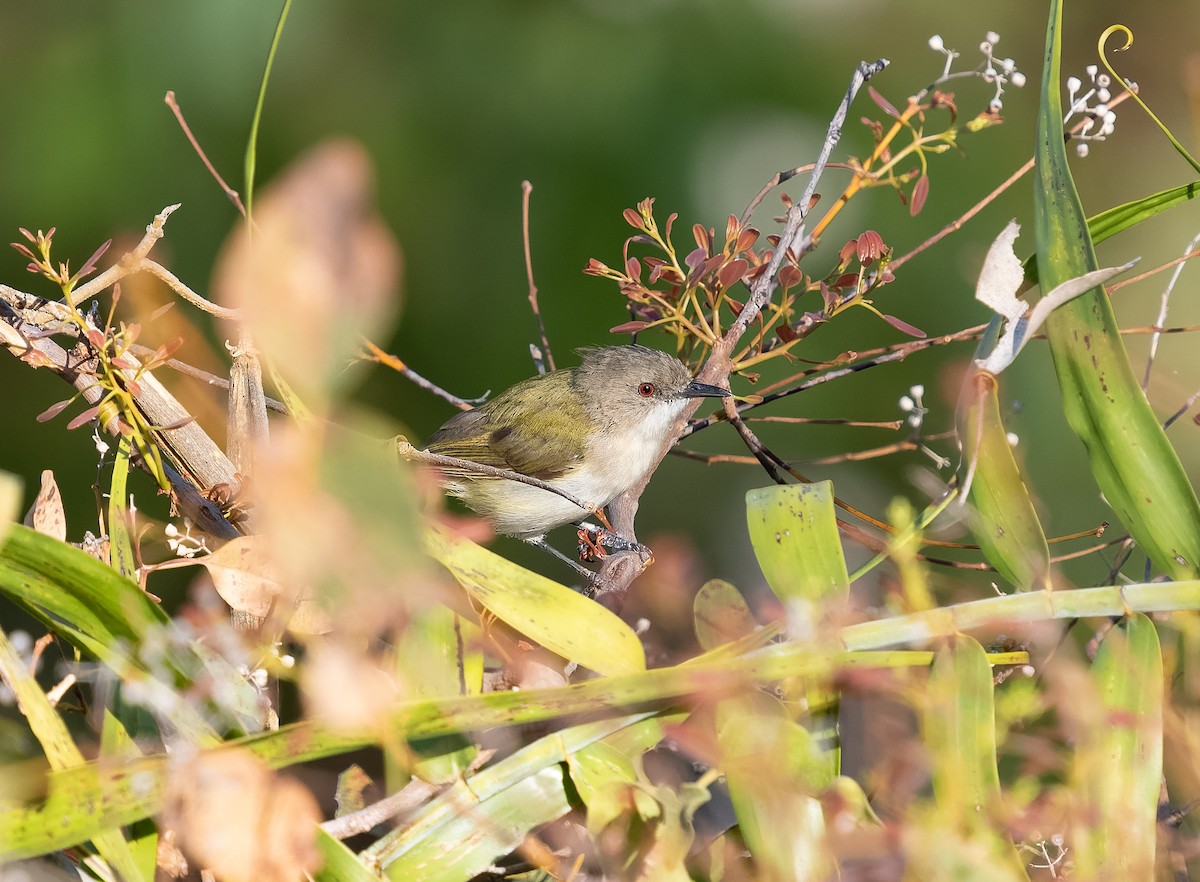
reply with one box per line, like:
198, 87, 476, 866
899, 395, 915, 412
1006, 432, 1019, 447
928, 34, 945, 51
986, 31, 1000, 45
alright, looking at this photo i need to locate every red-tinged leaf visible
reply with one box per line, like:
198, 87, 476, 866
10, 241, 36, 261
127, 380, 143, 397
116, 419, 135, 436
910, 174, 930, 217
626, 257, 642, 281
665, 212, 677, 239
881, 314, 926, 337
778, 265, 803, 290
623, 208, 643, 231
611, 320, 649, 335
584, 258, 610, 276
161, 415, 197, 431
685, 247, 706, 270
66, 405, 101, 430
36, 399, 73, 423
776, 324, 798, 343
838, 239, 858, 265
78, 239, 112, 277
702, 254, 725, 277
25, 263, 39, 274
735, 227, 760, 253
767, 234, 781, 247
637, 196, 654, 215
86, 328, 106, 348
692, 224, 711, 253
46, 227, 56, 239
725, 215, 739, 247
726, 298, 745, 316
718, 258, 750, 288
857, 230, 886, 263
869, 85, 901, 119
154, 336, 185, 362
110, 357, 134, 370
835, 273, 860, 289
18, 227, 34, 242
149, 301, 176, 322
779, 192, 793, 209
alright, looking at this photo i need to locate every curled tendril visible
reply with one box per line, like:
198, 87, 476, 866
1098, 24, 1200, 174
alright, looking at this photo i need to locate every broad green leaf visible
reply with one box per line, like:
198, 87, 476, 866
1023, 180, 1200, 286
0, 470, 21, 546
100, 711, 158, 882
746, 482, 849, 602
1035, 0, 1200, 579
925, 637, 1030, 880
371, 714, 664, 880
0, 525, 166, 647
957, 370, 1050, 590
693, 579, 757, 651
314, 829, 381, 882
1072, 613, 1163, 879
108, 437, 137, 580
718, 692, 832, 881
425, 525, 645, 676
0, 627, 148, 882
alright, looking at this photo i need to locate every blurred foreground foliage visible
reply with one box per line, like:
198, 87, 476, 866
4, 3, 1200, 881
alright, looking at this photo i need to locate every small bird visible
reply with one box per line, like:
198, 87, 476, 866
425, 345, 729, 568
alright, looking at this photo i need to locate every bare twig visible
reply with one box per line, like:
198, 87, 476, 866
362, 339, 486, 410
164, 91, 248, 217
141, 259, 241, 320
128, 343, 287, 413
521, 180, 555, 373
1142, 234, 1200, 390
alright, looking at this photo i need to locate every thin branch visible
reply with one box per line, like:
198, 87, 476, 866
141, 259, 241, 320
128, 344, 287, 413
521, 180, 555, 373
164, 91, 247, 217
362, 339, 487, 410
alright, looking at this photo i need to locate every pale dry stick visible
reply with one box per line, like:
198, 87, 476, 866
321, 749, 495, 840
521, 180, 555, 374
1142, 233, 1200, 390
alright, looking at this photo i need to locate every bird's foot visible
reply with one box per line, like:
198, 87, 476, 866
577, 524, 650, 562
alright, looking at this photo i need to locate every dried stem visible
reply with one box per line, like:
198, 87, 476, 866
522, 180, 555, 373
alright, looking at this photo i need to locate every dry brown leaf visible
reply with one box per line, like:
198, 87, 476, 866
199, 535, 332, 635
22, 470, 66, 541
161, 749, 322, 882
211, 138, 401, 403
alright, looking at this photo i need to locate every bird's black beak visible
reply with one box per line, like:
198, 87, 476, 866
682, 378, 731, 399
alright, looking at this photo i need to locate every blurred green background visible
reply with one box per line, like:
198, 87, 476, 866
2, 0, 1199, 606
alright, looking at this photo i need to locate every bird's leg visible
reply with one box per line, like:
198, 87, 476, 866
523, 535, 597, 583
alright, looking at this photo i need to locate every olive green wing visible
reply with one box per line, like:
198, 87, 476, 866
425, 379, 584, 480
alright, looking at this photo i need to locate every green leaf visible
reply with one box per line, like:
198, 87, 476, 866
1072, 613, 1163, 878
108, 437, 137, 580
693, 579, 757, 651
425, 525, 645, 676
957, 370, 1050, 589
0, 470, 20, 546
745, 482, 849, 602
1034, 0, 1200, 579
0, 627, 148, 882
370, 714, 664, 880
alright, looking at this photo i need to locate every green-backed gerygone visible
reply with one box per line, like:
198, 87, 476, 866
425, 345, 729, 548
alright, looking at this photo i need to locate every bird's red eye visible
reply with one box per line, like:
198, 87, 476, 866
638, 382, 655, 397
